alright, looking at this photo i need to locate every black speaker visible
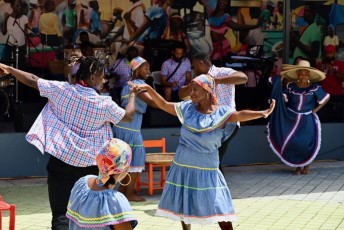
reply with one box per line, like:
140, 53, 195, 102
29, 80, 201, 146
142, 107, 180, 128
13, 102, 45, 132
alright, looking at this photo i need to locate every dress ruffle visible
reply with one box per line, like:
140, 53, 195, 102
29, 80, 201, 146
175, 101, 233, 133
66, 175, 137, 229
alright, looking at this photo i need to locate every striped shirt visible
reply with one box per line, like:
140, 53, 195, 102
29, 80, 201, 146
26, 79, 125, 167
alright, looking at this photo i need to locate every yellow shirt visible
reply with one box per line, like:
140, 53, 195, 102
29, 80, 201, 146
39, 12, 62, 36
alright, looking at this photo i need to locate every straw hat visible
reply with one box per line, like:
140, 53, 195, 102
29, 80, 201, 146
280, 60, 326, 82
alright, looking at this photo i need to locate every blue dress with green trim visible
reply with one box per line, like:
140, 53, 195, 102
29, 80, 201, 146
156, 100, 237, 225
113, 79, 147, 173
66, 175, 138, 229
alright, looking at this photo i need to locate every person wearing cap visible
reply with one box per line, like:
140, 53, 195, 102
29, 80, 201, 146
131, 74, 275, 229
108, 46, 139, 104
113, 56, 158, 202
316, 45, 344, 122
0, 56, 138, 230
267, 60, 330, 175
323, 24, 339, 51
66, 138, 138, 230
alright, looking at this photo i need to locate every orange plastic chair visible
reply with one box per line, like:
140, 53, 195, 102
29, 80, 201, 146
136, 138, 174, 196
0, 196, 15, 230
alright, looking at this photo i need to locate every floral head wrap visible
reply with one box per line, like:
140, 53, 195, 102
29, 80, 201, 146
95, 138, 132, 187
192, 74, 218, 105
131, 56, 147, 71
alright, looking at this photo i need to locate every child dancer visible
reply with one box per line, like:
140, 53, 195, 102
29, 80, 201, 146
113, 56, 157, 202
67, 138, 138, 230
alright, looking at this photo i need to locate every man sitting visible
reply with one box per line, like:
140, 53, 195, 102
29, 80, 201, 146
160, 42, 191, 101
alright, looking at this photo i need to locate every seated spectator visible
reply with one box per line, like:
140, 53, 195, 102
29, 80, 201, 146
161, 42, 191, 101
317, 45, 344, 122
108, 46, 138, 103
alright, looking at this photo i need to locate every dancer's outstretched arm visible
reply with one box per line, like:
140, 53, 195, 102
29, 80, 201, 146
130, 82, 177, 116
228, 99, 275, 123
0, 63, 39, 90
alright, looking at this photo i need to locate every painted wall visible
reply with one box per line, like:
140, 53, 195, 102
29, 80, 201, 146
1, 123, 343, 178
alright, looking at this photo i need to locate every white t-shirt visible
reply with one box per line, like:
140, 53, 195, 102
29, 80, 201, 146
323, 35, 339, 47
0, 2, 12, 44
6, 15, 28, 46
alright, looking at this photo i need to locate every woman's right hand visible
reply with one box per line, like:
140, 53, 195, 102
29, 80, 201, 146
262, 99, 276, 118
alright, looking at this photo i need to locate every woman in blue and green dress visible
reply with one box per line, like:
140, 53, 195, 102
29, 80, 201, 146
113, 56, 157, 202
132, 74, 275, 230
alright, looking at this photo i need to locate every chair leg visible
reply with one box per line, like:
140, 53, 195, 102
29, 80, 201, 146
161, 166, 166, 188
9, 205, 15, 230
135, 174, 141, 193
148, 163, 154, 196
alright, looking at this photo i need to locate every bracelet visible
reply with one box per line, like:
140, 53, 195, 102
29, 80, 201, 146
129, 93, 136, 98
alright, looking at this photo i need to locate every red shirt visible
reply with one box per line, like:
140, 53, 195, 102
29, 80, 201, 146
317, 60, 344, 96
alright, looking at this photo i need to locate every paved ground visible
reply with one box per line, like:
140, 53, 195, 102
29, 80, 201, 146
1, 161, 344, 230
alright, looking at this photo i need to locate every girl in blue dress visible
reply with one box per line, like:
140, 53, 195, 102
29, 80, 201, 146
113, 56, 157, 202
131, 74, 275, 230
66, 138, 138, 230
267, 60, 330, 175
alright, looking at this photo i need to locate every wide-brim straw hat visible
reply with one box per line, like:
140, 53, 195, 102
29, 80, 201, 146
280, 60, 326, 82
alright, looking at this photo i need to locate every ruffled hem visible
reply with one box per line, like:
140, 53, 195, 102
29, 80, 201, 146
129, 166, 145, 173
175, 101, 233, 133
266, 114, 322, 167
156, 208, 237, 225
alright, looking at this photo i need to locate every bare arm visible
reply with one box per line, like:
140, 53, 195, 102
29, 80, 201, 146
120, 83, 141, 123
313, 96, 330, 114
227, 99, 275, 123
137, 90, 158, 108
130, 82, 176, 116
227, 19, 260, 31
213, 71, 248, 85
0, 64, 39, 90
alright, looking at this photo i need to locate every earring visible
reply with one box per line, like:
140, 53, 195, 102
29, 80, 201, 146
297, 79, 300, 83
307, 80, 310, 83
207, 93, 210, 99
118, 173, 131, 186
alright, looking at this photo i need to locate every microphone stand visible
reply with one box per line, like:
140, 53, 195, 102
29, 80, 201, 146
15, 41, 19, 103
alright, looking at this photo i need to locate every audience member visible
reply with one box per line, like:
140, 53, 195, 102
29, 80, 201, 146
3, 0, 28, 70
108, 46, 139, 103
291, 2, 321, 63
28, 0, 41, 34
39, 0, 62, 47
0, 0, 13, 62
89, 0, 101, 36
317, 45, 344, 122
323, 24, 339, 51
273, 1, 283, 30
161, 42, 191, 101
